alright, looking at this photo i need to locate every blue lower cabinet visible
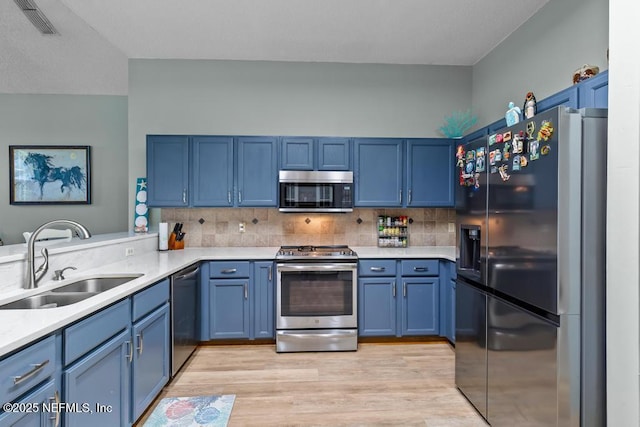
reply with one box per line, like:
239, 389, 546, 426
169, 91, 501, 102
63, 328, 131, 427
209, 279, 250, 339
253, 262, 274, 339
132, 303, 170, 421
359, 278, 397, 336
0, 379, 58, 427
400, 278, 439, 336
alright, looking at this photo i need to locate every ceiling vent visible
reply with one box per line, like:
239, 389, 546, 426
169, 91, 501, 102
14, 0, 58, 35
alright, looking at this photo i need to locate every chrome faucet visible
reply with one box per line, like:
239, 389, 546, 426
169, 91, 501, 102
25, 220, 91, 289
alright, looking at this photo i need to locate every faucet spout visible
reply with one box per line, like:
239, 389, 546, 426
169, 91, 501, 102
25, 220, 92, 289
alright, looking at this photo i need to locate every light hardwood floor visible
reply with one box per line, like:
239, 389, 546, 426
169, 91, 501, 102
137, 342, 487, 426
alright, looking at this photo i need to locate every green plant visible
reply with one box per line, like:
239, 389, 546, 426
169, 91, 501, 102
438, 109, 478, 138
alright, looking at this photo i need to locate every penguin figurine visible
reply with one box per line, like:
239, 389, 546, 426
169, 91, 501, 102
523, 92, 537, 119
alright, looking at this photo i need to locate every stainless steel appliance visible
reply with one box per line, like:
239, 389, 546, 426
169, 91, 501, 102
276, 245, 358, 352
278, 170, 353, 213
171, 263, 199, 376
455, 107, 607, 426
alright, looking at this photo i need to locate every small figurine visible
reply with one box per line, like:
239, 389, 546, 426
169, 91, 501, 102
523, 92, 537, 119
505, 102, 521, 126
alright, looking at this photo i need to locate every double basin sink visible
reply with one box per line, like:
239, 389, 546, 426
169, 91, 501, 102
0, 275, 143, 310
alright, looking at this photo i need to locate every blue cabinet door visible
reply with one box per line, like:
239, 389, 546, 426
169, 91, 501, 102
131, 303, 170, 422
63, 328, 131, 427
354, 139, 403, 206
358, 277, 397, 336
253, 262, 274, 339
281, 137, 314, 170
406, 139, 455, 207
537, 85, 579, 113
237, 137, 278, 207
318, 138, 351, 170
400, 277, 439, 336
578, 70, 608, 108
209, 279, 250, 339
147, 135, 189, 207
192, 136, 234, 206
0, 379, 57, 427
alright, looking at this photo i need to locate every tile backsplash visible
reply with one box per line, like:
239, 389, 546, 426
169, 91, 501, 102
161, 208, 456, 247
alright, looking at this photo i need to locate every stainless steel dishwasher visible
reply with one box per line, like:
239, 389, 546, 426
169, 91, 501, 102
171, 263, 199, 376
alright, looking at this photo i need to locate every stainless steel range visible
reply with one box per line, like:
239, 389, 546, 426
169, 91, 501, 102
275, 245, 358, 352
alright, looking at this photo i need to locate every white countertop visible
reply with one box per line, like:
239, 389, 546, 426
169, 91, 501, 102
0, 245, 455, 358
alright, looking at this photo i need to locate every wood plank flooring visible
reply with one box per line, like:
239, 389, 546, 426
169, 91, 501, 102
136, 342, 487, 426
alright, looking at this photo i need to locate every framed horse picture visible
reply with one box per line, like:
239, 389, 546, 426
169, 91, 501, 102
9, 145, 91, 204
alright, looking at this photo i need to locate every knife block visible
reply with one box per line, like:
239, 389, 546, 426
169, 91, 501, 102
173, 239, 184, 250
168, 232, 177, 250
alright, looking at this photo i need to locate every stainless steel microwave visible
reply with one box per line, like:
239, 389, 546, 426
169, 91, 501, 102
278, 170, 353, 213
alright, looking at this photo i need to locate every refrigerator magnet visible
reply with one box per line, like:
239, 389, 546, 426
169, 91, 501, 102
496, 133, 504, 144
498, 164, 511, 181
490, 166, 498, 174
456, 145, 465, 167
489, 134, 497, 145
494, 149, 502, 162
465, 160, 475, 174
503, 142, 511, 159
541, 144, 551, 156
538, 120, 554, 141
520, 155, 529, 168
489, 150, 496, 165
476, 147, 486, 172
526, 121, 536, 139
466, 149, 476, 162
529, 139, 540, 161
502, 131, 512, 142
512, 134, 524, 154
512, 155, 521, 171
474, 173, 481, 189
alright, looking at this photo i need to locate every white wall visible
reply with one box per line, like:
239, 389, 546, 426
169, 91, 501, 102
472, 0, 609, 127
0, 94, 130, 244
128, 59, 473, 227
606, 0, 640, 424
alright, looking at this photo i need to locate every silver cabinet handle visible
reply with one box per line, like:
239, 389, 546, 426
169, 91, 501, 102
49, 391, 61, 426
392, 281, 396, 297
221, 268, 237, 274
175, 266, 200, 280
12, 359, 49, 385
228, 191, 232, 204
403, 282, 407, 297
370, 267, 386, 272
413, 267, 428, 272
136, 332, 144, 355
126, 340, 133, 363
182, 189, 187, 204
399, 189, 402, 204
268, 266, 272, 281
239, 191, 242, 204
408, 190, 412, 204
244, 283, 248, 299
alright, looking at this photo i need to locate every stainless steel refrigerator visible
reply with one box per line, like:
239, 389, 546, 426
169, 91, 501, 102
455, 107, 607, 426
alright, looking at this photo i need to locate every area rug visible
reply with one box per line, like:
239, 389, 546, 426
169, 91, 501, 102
143, 394, 236, 427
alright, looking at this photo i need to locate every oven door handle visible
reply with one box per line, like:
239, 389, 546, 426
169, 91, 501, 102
276, 263, 357, 272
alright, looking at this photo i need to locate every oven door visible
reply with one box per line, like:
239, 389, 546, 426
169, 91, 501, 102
276, 262, 357, 329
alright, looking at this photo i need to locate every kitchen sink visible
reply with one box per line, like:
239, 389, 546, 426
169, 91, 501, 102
49, 274, 143, 293
0, 292, 98, 310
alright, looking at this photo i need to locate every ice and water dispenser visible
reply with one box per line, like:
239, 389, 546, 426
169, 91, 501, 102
459, 225, 482, 277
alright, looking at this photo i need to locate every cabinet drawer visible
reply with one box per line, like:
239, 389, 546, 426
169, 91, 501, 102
64, 299, 131, 366
0, 335, 56, 405
358, 260, 396, 277
132, 279, 170, 322
209, 261, 250, 278
401, 260, 439, 276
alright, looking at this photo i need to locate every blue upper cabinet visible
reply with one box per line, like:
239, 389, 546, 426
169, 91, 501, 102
237, 136, 278, 207
280, 137, 351, 171
317, 137, 351, 170
192, 136, 234, 206
354, 139, 403, 206
147, 135, 190, 207
578, 70, 608, 108
406, 139, 455, 207
537, 85, 579, 113
281, 137, 314, 170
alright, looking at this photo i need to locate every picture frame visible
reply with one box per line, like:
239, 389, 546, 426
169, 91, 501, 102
9, 145, 91, 205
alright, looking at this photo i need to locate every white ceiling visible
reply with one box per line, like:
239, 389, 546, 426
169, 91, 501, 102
1, 0, 550, 95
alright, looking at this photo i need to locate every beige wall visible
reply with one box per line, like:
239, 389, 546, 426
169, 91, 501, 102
161, 208, 456, 248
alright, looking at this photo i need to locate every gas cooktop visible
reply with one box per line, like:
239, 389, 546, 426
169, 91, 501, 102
276, 245, 358, 261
